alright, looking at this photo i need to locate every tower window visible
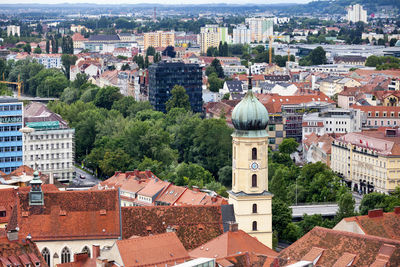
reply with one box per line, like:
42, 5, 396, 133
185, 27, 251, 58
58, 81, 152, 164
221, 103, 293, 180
252, 174, 257, 187
252, 221, 257, 231
252, 147, 257, 160
252, 204, 257, 213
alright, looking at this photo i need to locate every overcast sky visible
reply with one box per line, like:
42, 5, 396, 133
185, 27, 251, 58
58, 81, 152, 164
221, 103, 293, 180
0, 0, 311, 4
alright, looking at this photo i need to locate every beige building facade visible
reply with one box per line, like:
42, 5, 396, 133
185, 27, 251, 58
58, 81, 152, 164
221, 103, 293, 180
143, 31, 175, 50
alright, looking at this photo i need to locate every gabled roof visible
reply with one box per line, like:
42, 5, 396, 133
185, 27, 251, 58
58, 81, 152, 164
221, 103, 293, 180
189, 230, 278, 259
116, 232, 190, 266
277, 227, 400, 267
137, 178, 169, 198
341, 209, 400, 241
0, 188, 17, 224
225, 80, 243, 93
24, 102, 69, 128
13, 189, 120, 241
121, 205, 233, 249
218, 252, 277, 267
0, 237, 46, 267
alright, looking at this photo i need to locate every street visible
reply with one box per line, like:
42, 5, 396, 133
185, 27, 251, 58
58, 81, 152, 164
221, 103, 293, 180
70, 166, 101, 188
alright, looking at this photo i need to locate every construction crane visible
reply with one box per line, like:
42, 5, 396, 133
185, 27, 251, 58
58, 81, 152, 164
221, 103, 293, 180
268, 35, 285, 65
0, 74, 23, 98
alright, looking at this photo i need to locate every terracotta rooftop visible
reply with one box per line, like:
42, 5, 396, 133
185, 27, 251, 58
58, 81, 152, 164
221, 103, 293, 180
11, 189, 120, 241
353, 106, 400, 118
189, 229, 278, 259
277, 227, 400, 267
341, 209, 400, 241
121, 205, 234, 250
115, 232, 190, 266
0, 188, 17, 224
0, 237, 47, 267
218, 251, 277, 267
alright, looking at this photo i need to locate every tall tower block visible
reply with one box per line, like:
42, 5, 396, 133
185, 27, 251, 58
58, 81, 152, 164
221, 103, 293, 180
228, 67, 273, 248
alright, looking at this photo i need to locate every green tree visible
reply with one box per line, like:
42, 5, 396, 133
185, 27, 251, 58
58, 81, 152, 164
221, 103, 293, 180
270, 168, 289, 202
46, 40, 50, 54
61, 54, 78, 80
99, 148, 133, 177
272, 198, 292, 239
222, 93, 230, 100
210, 58, 224, 78
154, 52, 161, 63
208, 73, 224, 92
282, 222, 302, 242
365, 55, 382, 67
23, 44, 31, 54
176, 162, 214, 185
390, 38, 397, 47
309, 46, 327, 65
165, 85, 191, 112
335, 191, 355, 222
94, 86, 123, 110
146, 46, 155, 56
218, 165, 232, 187
33, 46, 42, 54
279, 138, 299, 154
35, 70, 69, 97
60, 87, 80, 104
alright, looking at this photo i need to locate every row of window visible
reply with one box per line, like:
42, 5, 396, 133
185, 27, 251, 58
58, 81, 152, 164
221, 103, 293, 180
0, 146, 22, 152
30, 133, 71, 140
0, 156, 22, 163
0, 105, 22, 111
0, 125, 22, 132
367, 120, 398, 126
0, 136, 22, 142
368, 111, 400, 118
0, 166, 18, 173
42, 246, 91, 266
30, 142, 70, 150
29, 152, 71, 161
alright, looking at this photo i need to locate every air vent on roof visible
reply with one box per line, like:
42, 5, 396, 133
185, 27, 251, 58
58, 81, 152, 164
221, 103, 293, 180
59, 210, 66, 216
22, 211, 28, 217
100, 209, 107, 215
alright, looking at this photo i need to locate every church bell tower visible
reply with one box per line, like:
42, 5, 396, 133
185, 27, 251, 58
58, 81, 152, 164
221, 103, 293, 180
228, 66, 273, 248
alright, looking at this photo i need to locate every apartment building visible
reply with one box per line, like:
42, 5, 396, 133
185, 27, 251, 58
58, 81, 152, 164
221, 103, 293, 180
200, 25, 229, 54
232, 25, 251, 44
0, 97, 23, 174
354, 106, 400, 128
347, 4, 367, 24
23, 102, 75, 181
7, 25, 20, 37
143, 31, 175, 50
331, 128, 400, 194
302, 108, 362, 139
245, 17, 274, 43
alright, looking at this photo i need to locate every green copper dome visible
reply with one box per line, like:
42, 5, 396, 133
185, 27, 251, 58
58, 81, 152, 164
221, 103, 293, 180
232, 90, 269, 131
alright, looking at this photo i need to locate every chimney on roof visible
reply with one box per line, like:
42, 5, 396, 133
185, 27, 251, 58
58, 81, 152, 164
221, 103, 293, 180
394, 207, 400, 215
6, 229, 18, 242
133, 169, 140, 177
92, 245, 100, 259
74, 252, 89, 263
49, 172, 54, 185
145, 169, 152, 177
368, 209, 383, 218
227, 221, 238, 232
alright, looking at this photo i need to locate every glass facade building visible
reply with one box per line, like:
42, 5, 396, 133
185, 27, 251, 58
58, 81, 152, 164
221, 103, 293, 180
0, 97, 23, 174
148, 61, 203, 113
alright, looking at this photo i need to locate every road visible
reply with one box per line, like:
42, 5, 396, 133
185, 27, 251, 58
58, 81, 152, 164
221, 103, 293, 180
70, 166, 101, 188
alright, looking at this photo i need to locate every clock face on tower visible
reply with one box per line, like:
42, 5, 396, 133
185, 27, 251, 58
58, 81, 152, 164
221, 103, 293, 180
250, 162, 259, 171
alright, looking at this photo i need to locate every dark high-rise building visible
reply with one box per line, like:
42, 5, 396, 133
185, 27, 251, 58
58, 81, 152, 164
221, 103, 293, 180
148, 61, 203, 113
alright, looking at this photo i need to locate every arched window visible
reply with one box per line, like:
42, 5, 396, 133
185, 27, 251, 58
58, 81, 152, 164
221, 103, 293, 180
41, 248, 50, 266
252, 174, 257, 187
252, 147, 257, 160
82, 246, 91, 257
252, 221, 257, 231
61, 247, 71, 263
252, 203, 257, 213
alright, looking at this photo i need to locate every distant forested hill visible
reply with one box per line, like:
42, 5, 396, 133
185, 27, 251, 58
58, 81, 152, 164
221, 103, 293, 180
280, 0, 400, 15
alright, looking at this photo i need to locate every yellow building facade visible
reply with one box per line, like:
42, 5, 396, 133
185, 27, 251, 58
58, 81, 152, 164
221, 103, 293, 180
331, 129, 400, 194
143, 31, 175, 50
228, 71, 273, 248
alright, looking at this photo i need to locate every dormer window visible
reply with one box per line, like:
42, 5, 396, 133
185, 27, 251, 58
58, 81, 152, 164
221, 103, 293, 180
0, 210, 6, 217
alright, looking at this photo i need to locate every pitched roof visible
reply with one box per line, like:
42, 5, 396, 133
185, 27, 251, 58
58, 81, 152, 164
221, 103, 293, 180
218, 252, 277, 267
24, 102, 69, 128
342, 209, 400, 241
116, 232, 190, 266
121, 205, 232, 250
14, 189, 120, 241
277, 227, 400, 267
189, 230, 278, 259
0, 237, 47, 267
0, 188, 17, 224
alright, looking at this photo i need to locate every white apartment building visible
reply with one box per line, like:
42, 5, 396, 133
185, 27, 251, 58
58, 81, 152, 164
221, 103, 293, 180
302, 108, 362, 139
7, 25, 20, 37
22, 122, 75, 181
33, 54, 62, 69
347, 4, 367, 24
245, 17, 274, 43
232, 25, 251, 44
222, 65, 247, 77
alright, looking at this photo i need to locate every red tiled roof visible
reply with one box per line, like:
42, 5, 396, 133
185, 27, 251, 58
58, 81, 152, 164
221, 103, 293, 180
277, 227, 400, 267
0, 237, 47, 267
189, 230, 278, 259
219, 251, 277, 267
155, 184, 187, 205
343, 210, 400, 241
0, 188, 17, 224
137, 178, 169, 198
121, 205, 224, 249
116, 232, 190, 266
14, 190, 120, 241
353, 106, 400, 118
